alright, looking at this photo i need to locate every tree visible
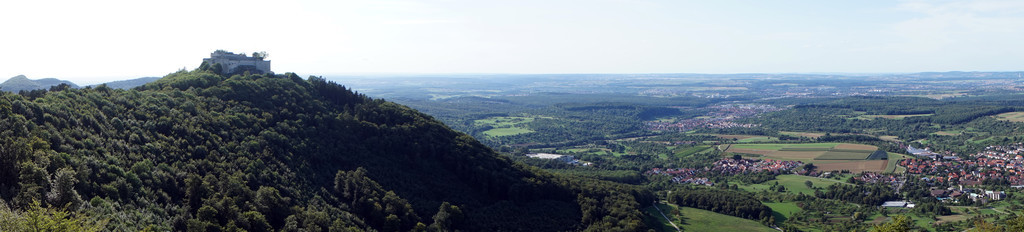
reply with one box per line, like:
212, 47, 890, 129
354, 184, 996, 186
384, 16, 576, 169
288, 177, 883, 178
0, 201, 106, 232
970, 218, 1000, 232
870, 215, 911, 232
1006, 211, 1024, 232
255, 186, 289, 227
803, 163, 816, 172
253, 51, 269, 60
430, 202, 463, 232
804, 180, 813, 188
45, 168, 82, 210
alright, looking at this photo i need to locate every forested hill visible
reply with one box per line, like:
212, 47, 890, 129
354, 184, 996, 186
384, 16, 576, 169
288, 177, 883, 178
0, 69, 651, 231
0, 75, 79, 92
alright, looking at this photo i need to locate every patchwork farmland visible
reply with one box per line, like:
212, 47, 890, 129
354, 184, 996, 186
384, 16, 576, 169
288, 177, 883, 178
723, 143, 901, 173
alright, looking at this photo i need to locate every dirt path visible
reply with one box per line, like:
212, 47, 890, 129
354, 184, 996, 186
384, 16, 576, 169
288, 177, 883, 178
653, 203, 681, 232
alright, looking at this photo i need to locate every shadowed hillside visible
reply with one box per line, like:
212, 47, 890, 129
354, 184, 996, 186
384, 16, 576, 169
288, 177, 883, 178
0, 69, 652, 231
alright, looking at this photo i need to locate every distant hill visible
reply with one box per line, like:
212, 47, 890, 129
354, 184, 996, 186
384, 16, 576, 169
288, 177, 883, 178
0, 75, 79, 92
91, 77, 160, 89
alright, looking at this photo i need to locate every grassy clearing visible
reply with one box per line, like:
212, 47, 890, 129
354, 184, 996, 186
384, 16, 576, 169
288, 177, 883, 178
994, 111, 1024, 122
482, 127, 534, 137
558, 148, 592, 153
764, 202, 801, 224
971, 136, 995, 144
703, 134, 781, 143
780, 131, 825, 138
739, 175, 850, 195
737, 136, 778, 143
474, 115, 553, 137
675, 206, 776, 232
779, 147, 832, 151
730, 143, 838, 150
879, 136, 900, 142
643, 203, 681, 232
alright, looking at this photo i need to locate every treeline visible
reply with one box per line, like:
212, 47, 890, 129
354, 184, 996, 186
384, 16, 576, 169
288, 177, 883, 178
667, 187, 774, 224
395, 92, 741, 148
814, 183, 898, 206
482, 105, 658, 147
794, 96, 939, 115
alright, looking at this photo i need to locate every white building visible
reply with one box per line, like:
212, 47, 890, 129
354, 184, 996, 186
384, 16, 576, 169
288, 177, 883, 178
203, 50, 271, 75
881, 201, 912, 208
985, 190, 1005, 200
526, 153, 577, 164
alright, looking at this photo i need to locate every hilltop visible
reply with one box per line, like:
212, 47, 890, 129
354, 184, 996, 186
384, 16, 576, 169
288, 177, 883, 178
0, 75, 79, 92
0, 69, 651, 231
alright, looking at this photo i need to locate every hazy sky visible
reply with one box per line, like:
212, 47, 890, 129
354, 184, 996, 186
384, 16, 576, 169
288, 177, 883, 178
3, 0, 1024, 84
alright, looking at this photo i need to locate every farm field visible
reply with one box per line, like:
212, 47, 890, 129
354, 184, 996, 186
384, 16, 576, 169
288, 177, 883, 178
833, 144, 878, 150
816, 150, 873, 160
994, 111, 1024, 122
814, 160, 888, 172
702, 134, 779, 143
886, 153, 911, 173
725, 143, 891, 172
780, 131, 826, 138
728, 149, 824, 161
738, 136, 778, 143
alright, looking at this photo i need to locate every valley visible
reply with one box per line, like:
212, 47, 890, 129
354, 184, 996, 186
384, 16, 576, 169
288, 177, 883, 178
340, 72, 1024, 231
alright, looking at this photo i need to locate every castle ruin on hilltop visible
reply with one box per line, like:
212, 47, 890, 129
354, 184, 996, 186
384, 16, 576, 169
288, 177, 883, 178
203, 50, 271, 75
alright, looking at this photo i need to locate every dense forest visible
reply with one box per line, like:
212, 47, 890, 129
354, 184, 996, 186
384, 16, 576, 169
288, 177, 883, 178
0, 69, 654, 231
393, 93, 737, 149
